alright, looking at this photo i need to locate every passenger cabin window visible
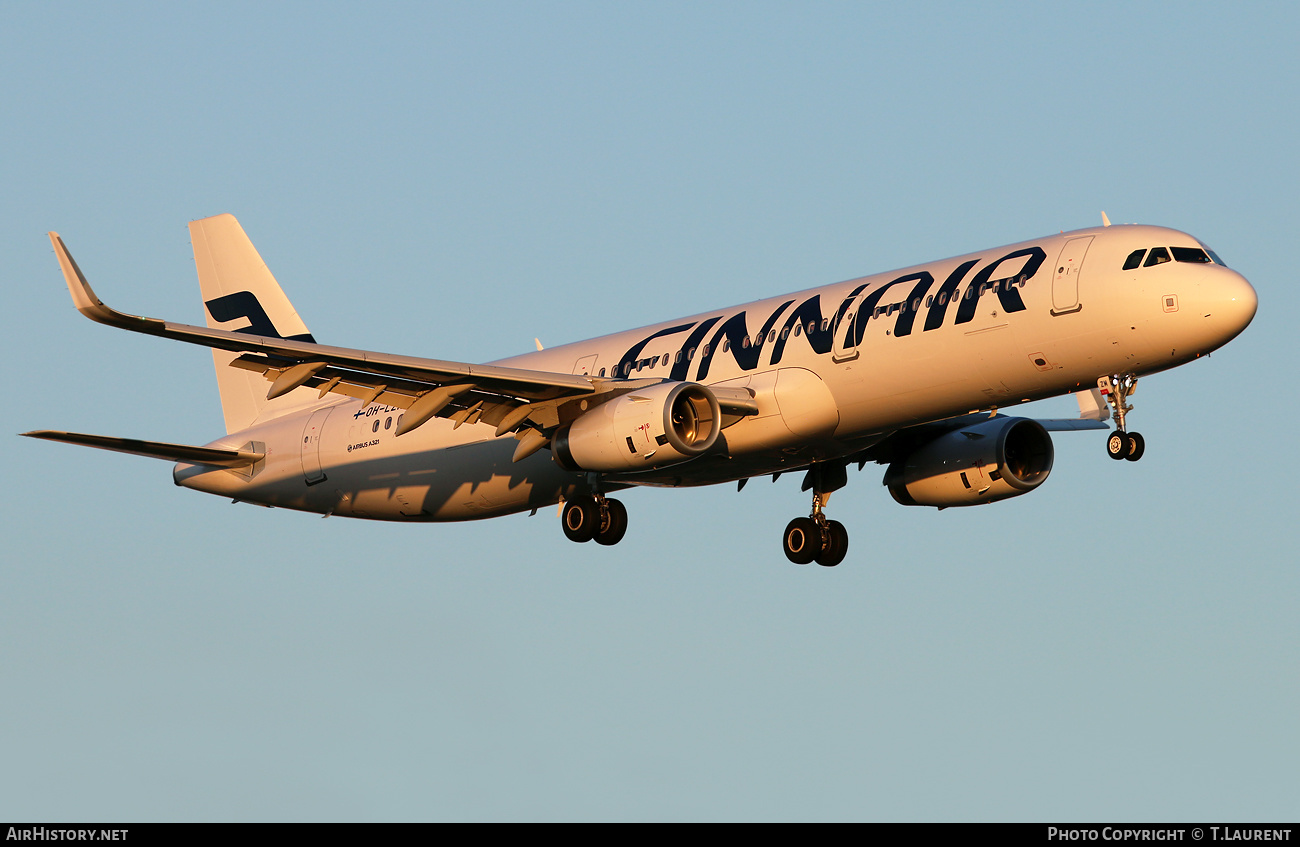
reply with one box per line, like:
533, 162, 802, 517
1123, 249, 1146, 270
1144, 247, 1171, 267
1172, 246, 1211, 264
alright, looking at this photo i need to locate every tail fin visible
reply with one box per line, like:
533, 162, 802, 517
190, 214, 321, 433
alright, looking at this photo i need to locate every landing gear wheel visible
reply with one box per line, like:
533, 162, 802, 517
783, 517, 820, 565
594, 498, 628, 546
783, 464, 851, 566
815, 520, 849, 567
561, 497, 599, 543
1101, 373, 1144, 463
1124, 431, 1145, 462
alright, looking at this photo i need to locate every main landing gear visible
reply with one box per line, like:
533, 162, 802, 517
781, 464, 849, 567
1100, 373, 1145, 462
561, 494, 628, 546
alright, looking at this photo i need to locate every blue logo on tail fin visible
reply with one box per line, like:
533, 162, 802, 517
205, 291, 315, 343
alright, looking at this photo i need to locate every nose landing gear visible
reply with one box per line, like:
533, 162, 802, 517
1100, 373, 1145, 462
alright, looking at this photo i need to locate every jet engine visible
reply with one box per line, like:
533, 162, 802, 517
552, 381, 722, 473
884, 417, 1053, 507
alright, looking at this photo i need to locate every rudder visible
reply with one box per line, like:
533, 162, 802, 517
190, 214, 321, 433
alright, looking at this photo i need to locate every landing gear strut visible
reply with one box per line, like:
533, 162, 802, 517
561, 493, 628, 546
1099, 373, 1145, 462
782, 464, 849, 567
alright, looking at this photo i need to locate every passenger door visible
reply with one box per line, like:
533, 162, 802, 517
1051, 236, 1092, 315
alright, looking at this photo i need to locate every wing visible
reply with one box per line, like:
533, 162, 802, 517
49, 233, 758, 449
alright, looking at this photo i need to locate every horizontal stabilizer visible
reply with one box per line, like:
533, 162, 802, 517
22, 430, 263, 468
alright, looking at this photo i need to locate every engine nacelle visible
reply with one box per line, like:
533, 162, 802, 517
553, 382, 721, 473
885, 417, 1053, 507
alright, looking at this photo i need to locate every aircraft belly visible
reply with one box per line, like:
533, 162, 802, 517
177, 404, 582, 521
327, 437, 579, 521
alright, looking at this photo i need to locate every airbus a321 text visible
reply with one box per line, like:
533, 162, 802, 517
26, 214, 1256, 565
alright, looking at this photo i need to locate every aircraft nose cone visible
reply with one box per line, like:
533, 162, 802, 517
1214, 270, 1258, 342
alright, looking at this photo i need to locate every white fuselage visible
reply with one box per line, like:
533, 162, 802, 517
173, 224, 1256, 521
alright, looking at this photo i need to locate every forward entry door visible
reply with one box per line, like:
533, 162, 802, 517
1051, 236, 1092, 315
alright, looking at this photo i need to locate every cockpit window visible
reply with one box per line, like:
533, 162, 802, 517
1199, 243, 1228, 267
1127, 244, 1224, 270
1143, 247, 1171, 267
1172, 246, 1211, 264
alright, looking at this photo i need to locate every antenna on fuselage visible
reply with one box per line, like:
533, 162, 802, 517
1101, 211, 1112, 227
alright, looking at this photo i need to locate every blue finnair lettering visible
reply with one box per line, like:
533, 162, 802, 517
613, 322, 697, 380
614, 245, 1048, 379
923, 258, 979, 331
953, 246, 1043, 324
694, 300, 793, 381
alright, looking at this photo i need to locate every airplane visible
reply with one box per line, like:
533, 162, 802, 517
24, 213, 1257, 566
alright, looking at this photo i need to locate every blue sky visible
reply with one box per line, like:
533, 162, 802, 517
2, 1, 1296, 821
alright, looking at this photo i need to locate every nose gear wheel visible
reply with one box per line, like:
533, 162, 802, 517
1099, 373, 1145, 462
